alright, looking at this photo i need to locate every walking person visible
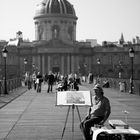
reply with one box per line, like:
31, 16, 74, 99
26, 72, 32, 90
36, 71, 43, 93
47, 71, 54, 93
80, 84, 111, 140
28, 75, 32, 90
32, 71, 37, 90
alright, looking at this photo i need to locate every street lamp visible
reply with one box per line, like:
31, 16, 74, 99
129, 47, 135, 94
118, 61, 123, 79
32, 63, 35, 72
2, 46, 8, 95
24, 58, 27, 74
97, 58, 101, 78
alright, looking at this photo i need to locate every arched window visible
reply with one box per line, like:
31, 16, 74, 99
68, 26, 73, 40
38, 25, 43, 40
52, 25, 60, 39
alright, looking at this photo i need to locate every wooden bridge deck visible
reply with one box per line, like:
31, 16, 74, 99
0, 83, 140, 140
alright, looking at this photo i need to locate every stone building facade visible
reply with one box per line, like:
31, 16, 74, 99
18, 0, 93, 75
1, 0, 140, 84
92, 45, 140, 80
17, 0, 140, 80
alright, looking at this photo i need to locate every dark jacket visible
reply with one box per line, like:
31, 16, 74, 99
36, 73, 43, 83
47, 74, 54, 85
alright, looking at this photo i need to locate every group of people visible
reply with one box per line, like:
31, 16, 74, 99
24, 71, 111, 140
24, 71, 43, 92
24, 71, 55, 93
45, 72, 80, 93
24, 71, 81, 93
56, 73, 80, 91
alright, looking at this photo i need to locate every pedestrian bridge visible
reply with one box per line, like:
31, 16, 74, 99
0, 83, 140, 140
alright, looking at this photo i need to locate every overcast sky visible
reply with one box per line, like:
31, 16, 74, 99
0, 0, 140, 44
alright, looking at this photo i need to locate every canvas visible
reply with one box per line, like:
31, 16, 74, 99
56, 90, 92, 106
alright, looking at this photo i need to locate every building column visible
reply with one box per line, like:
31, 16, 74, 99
61, 55, 64, 75
71, 55, 75, 73
76, 55, 79, 73
67, 55, 70, 74
37, 55, 41, 72
35, 23, 38, 40
48, 55, 51, 72
32, 56, 36, 65
88, 57, 92, 72
42, 55, 45, 75
45, 54, 48, 73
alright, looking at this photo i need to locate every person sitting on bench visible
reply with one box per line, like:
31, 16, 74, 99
80, 84, 111, 140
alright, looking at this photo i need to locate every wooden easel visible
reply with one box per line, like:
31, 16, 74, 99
61, 104, 82, 140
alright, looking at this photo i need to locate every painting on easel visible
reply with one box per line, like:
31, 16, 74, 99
56, 91, 92, 106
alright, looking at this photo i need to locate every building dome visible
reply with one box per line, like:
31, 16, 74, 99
35, 0, 76, 18
34, 0, 77, 43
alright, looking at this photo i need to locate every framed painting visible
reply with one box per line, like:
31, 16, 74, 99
56, 90, 92, 106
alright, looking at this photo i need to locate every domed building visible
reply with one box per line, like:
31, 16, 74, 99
3, 0, 140, 95
18, 0, 93, 75
34, 0, 77, 43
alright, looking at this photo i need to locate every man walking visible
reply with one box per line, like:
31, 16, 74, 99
36, 71, 43, 93
47, 71, 54, 93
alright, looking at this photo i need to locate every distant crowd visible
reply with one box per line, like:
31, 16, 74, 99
24, 71, 82, 93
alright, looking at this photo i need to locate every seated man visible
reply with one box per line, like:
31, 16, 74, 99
80, 84, 111, 140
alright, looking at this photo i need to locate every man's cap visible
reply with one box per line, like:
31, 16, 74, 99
93, 84, 103, 92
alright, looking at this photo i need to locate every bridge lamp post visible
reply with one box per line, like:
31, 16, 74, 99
97, 58, 101, 78
129, 47, 135, 94
2, 46, 8, 95
24, 58, 27, 74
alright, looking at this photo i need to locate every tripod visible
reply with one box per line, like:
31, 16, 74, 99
61, 104, 82, 140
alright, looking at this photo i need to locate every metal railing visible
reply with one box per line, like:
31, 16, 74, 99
0, 78, 22, 95
98, 77, 140, 96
